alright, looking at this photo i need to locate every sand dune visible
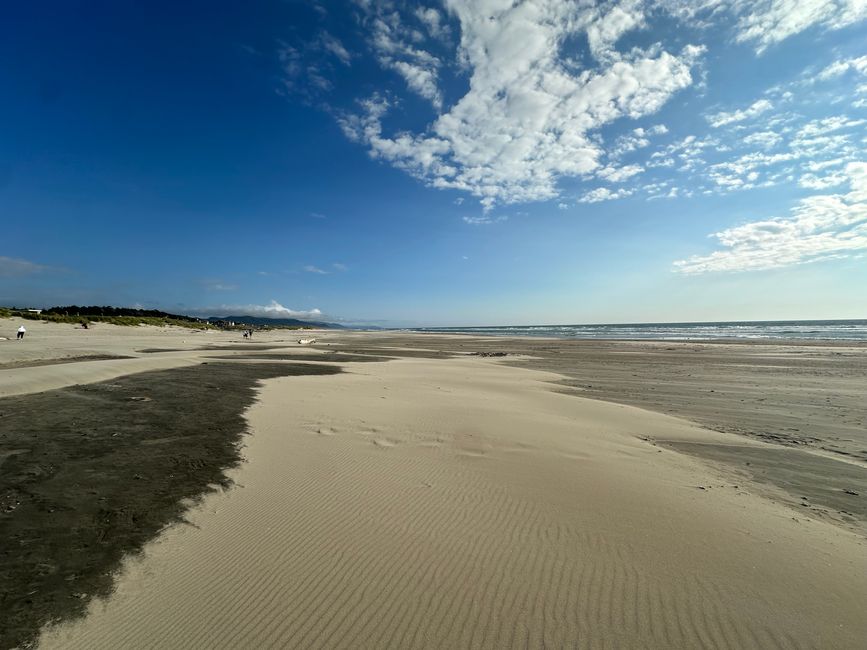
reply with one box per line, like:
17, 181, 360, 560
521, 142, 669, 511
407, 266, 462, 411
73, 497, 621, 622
38, 356, 867, 649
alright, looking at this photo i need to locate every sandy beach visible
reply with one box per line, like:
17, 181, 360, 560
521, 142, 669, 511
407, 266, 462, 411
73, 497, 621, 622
1, 321, 865, 648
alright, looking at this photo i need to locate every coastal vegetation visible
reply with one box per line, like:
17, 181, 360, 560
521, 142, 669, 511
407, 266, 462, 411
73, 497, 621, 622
1, 306, 214, 329
0, 306, 327, 330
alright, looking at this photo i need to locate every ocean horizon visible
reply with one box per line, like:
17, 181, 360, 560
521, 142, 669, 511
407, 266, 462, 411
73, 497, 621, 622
410, 319, 867, 341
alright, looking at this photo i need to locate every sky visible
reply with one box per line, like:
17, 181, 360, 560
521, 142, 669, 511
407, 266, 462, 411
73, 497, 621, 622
1, 0, 866, 326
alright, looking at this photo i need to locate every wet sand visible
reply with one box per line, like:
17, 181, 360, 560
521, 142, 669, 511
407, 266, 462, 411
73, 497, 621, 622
1, 322, 865, 648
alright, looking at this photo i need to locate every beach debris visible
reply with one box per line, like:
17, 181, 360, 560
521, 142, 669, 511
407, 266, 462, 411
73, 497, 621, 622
298, 338, 316, 345
470, 351, 509, 357
842, 489, 859, 496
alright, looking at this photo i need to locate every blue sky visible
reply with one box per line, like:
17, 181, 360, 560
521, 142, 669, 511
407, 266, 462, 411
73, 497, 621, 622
2, 1, 865, 325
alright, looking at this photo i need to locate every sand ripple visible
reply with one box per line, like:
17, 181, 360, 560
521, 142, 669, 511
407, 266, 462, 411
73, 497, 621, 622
39, 359, 867, 649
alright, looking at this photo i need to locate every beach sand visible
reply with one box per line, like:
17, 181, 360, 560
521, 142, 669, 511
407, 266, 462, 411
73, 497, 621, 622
1, 322, 865, 648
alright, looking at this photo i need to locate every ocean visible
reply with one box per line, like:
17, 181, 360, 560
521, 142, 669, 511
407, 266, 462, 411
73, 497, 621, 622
412, 320, 867, 341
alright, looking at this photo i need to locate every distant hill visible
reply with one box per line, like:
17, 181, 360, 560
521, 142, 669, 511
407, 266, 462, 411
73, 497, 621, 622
207, 315, 343, 329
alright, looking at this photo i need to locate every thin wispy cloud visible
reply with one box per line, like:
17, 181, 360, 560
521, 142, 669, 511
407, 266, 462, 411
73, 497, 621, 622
321, 32, 351, 66
204, 281, 238, 291
304, 265, 330, 274
463, 215, 508, 226
706, 99, 773, 128
732, 0, 867, 53
674, 162, 867, 273
663, 0, 867, 53
0, 256, 53, 277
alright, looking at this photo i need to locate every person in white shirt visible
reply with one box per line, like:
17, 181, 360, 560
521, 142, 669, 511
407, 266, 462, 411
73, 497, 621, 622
17, 325, 26, 340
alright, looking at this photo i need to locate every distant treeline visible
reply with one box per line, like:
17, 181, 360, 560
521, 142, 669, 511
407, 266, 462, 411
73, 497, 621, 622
1, 306, 213, 329
43, 306, 200, 321
1, 306, 328, 330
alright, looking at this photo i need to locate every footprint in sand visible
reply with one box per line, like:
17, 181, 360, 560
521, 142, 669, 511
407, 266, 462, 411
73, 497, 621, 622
314, 427, 337, 436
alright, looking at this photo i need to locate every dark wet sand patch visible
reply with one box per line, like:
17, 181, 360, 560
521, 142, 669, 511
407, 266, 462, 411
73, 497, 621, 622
199, 344, 283, 351
0, 355, 134, 370
0, 361, 340, 650
138, 344, 278, 353
212, 352, 393, 363
661, 441, 867, 533
136, 348, 187, 353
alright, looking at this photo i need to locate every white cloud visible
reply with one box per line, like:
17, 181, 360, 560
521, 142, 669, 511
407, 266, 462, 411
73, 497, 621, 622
342, 2, 703, 209
734, 1, 867, 53
742, 130, 782, 148
415, 6, 449, 39
578, 187, 634, 203
303, 265, 330, 274
463, 215, 508, 225
321, 32, 351, 65
610, 124, 668, 157
205, 300, 324, 320
798, 169, 849, 189
332, 262, 349, 271
586, 0, 647, 62
598, 164, 644, 182
363, 5, 443, 109
659, 1, 867, 52
817, 55, 867, 80
707, 99, 773, 128
674, 161, 867, 273
795, 115, 866, 139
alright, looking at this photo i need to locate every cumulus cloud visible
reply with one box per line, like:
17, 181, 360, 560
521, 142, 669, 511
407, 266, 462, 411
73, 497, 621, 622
342, 1, 703, 209
204, 300, 324, 320
610, 124, 668, 158
706, 99, 773, 128
674, 161, 867, 273
578, 187, 634, 203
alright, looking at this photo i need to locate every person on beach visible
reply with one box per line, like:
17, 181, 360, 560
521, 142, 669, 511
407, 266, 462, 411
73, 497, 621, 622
16, 325, 26, 340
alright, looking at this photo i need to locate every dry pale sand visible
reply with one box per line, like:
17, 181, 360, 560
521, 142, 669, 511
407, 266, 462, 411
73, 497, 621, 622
36, 350, 867, 649
0, 320, 325, 398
